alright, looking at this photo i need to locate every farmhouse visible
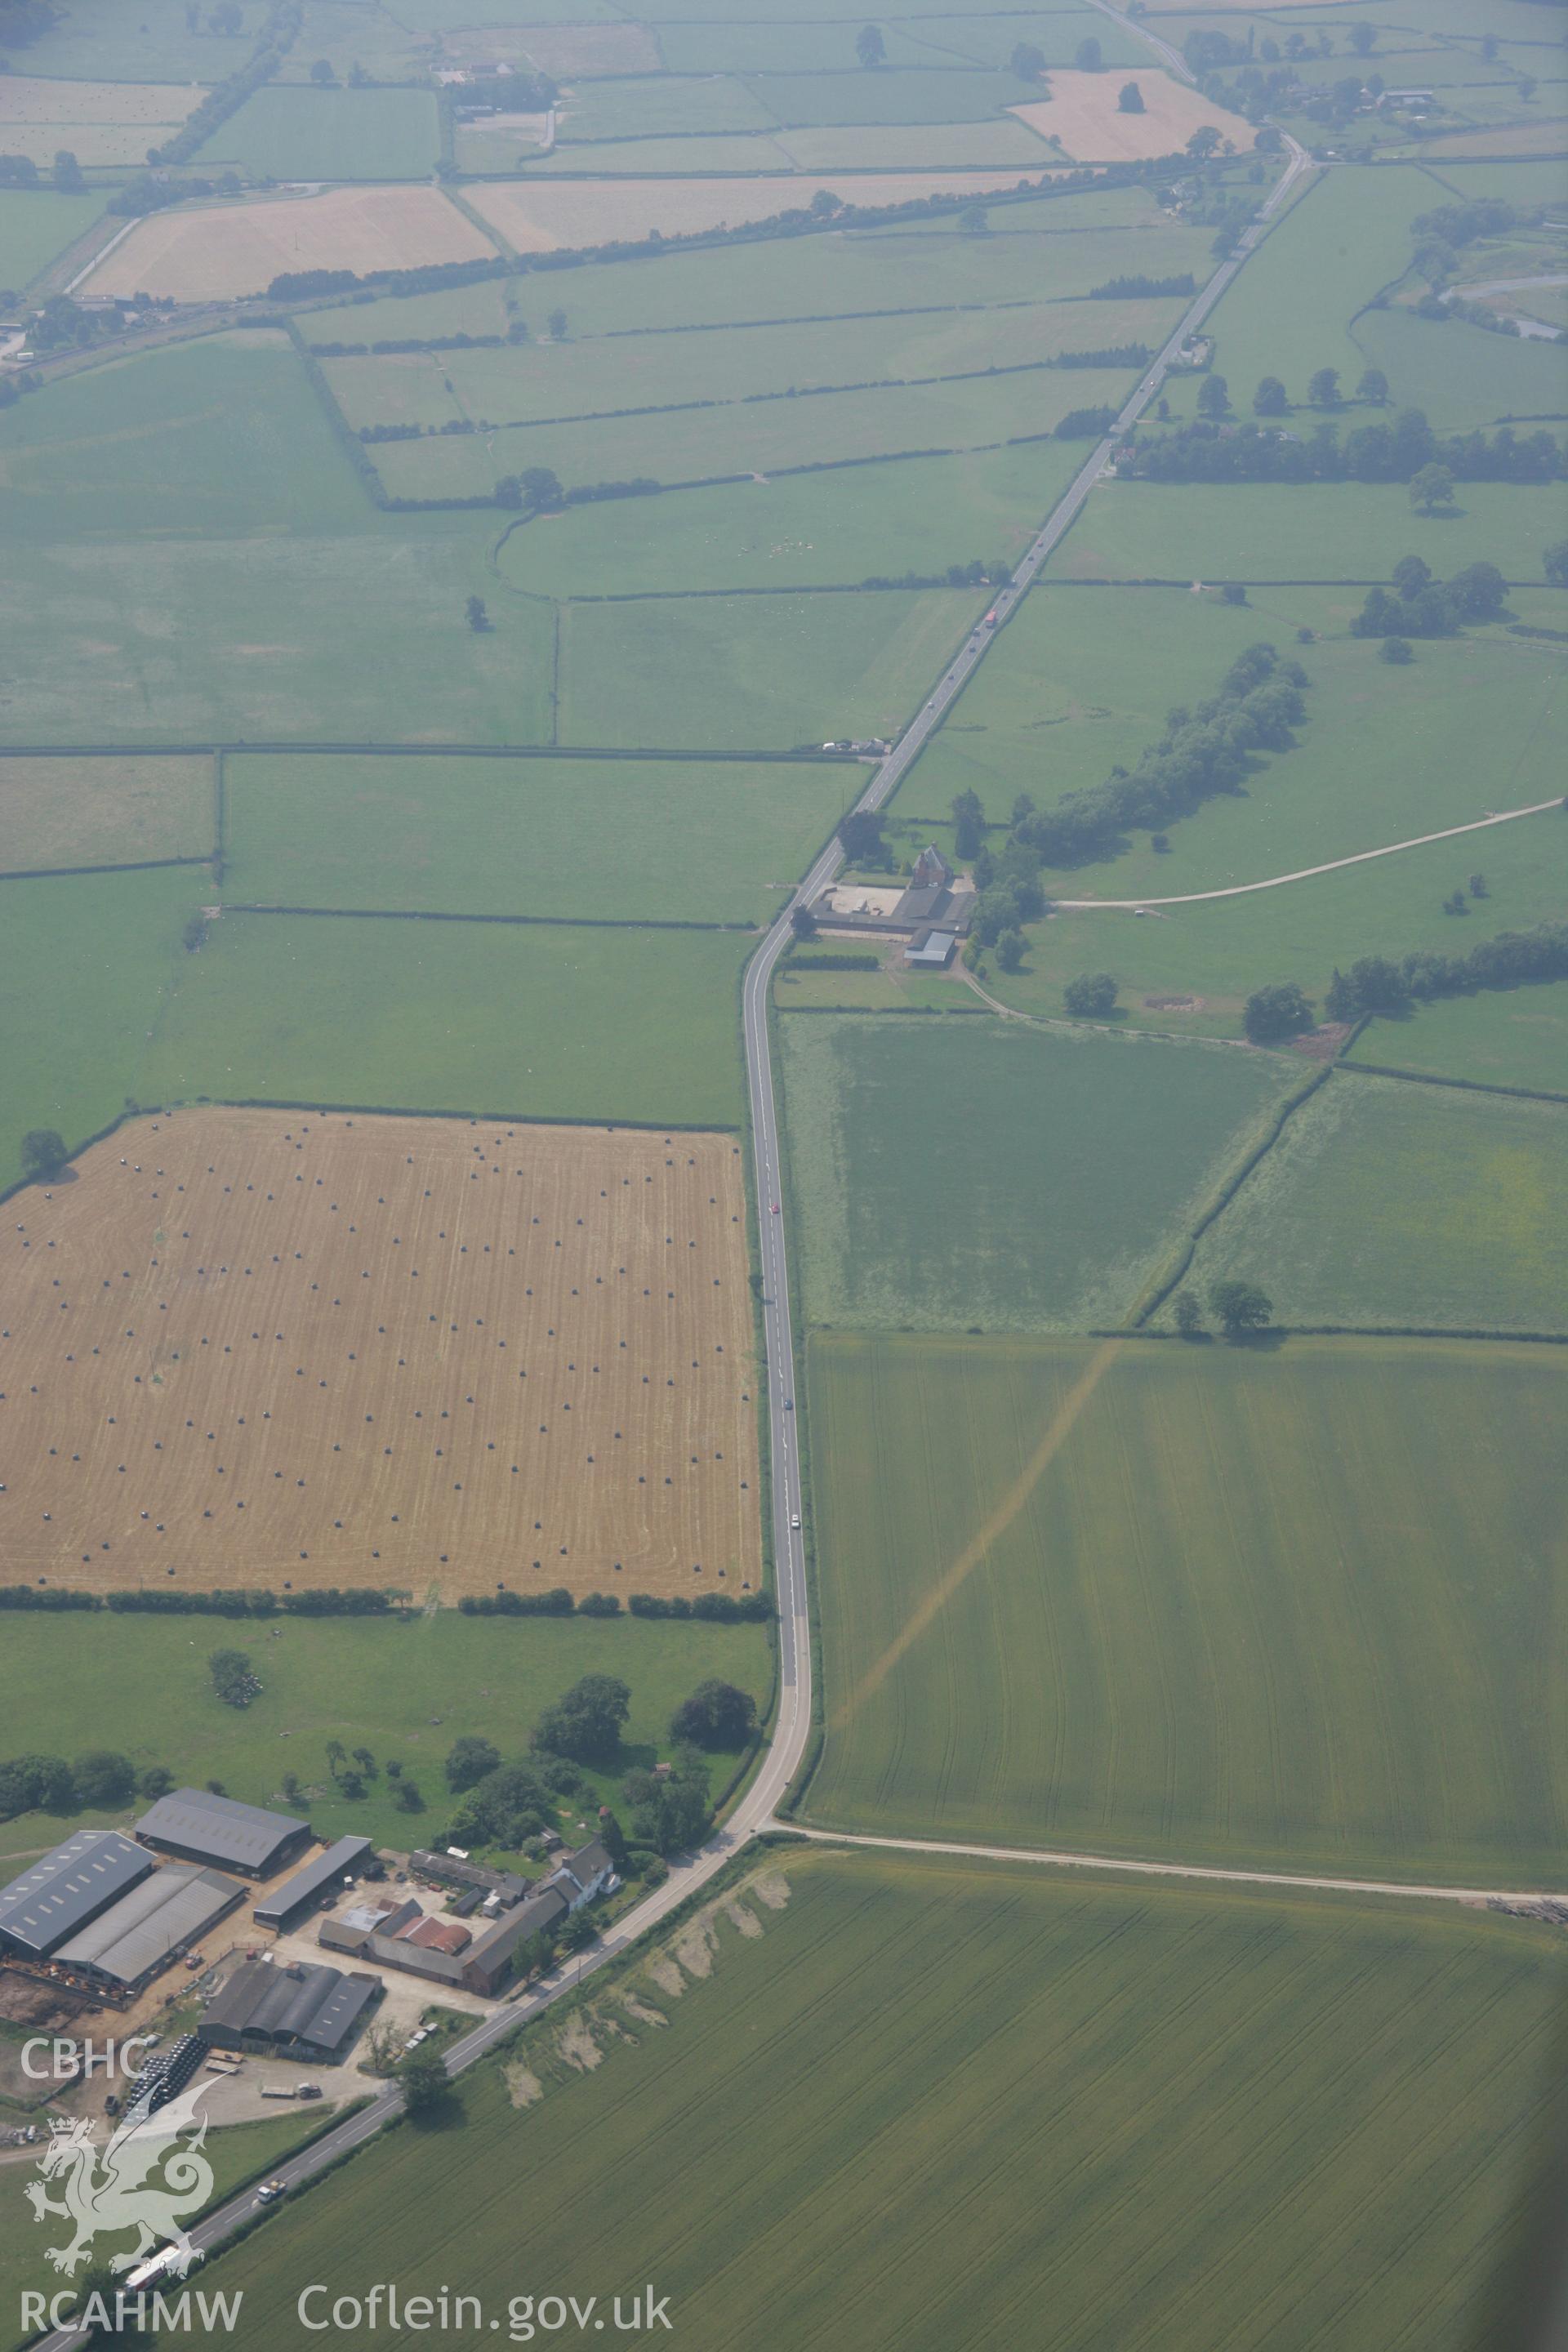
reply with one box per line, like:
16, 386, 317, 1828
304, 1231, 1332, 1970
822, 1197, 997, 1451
201, 1954, 382, 2065
811, 846, 976, 943
0, 1830, 153, 1962
339, 1840, 617, 1998
252, 1837, 375, 1936
136, 1788, 313, 1878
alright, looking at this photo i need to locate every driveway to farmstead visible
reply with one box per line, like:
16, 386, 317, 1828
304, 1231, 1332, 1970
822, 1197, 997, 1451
1051, 797, 1567, 910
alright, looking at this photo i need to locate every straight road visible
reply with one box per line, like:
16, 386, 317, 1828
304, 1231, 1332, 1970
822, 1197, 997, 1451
32, 128, 1314, 2352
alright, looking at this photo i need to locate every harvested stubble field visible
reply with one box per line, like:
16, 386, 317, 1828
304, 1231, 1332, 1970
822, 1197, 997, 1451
82, 186, 499, 301
463, 170, 1040, 256
1010, 69, 1238, 163
0, 752, 212, 872
0, 74, 201, 165
1, 1109, 760, 1601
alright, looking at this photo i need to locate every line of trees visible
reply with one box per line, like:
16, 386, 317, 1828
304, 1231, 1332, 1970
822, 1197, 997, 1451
0, 1748, 172, 1822
0, 1583, 396, 1615
1323, 920, 1568, 1021
1118, 413, 1565, 485
457, 1587, 773, 1622
1089, 274, 1196, 300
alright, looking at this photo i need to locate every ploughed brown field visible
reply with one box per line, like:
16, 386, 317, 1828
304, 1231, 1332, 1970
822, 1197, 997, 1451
1, 1110, 761, 1600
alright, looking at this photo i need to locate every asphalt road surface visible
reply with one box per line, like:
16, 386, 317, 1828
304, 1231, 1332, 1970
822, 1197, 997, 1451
30, 131, 1313, 2352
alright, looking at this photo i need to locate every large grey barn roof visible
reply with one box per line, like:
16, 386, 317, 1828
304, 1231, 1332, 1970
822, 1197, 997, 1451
136, 1788, 308, 1872
0, 1832, 153, 1959
205, 1955, 377, 2051
56, 1866, 243, 1988
252, 1837, 373, 1928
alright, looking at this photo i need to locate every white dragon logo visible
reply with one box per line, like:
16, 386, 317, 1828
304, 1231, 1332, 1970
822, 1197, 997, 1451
24, 2079, 214, 2278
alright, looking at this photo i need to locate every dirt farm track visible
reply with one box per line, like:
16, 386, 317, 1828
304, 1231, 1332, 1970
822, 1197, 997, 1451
1, 1110, 761, 1600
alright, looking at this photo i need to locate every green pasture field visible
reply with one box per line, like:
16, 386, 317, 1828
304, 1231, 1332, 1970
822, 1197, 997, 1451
773, 966, 973, 1009
748, 66, 1032, 126
274, 0, 434, 84
890, 8, 1151, 69
1156, 165, 1436, 425
327, 291, 1182, 436
221, 751, 849, 925
0, 525, 553, 746
0, 751, 213, 872
1184, 1068, 1568, 1331
0, 0, 252, 78
0, 332, 374, 542
0, 187, 104, 292
0, 868, 192, 1187
136, 913, 750, 1129
0, 335, 550, 741
1049, 479, 1561, 583
195, 84, 442, 180
1347, 981, 1568, 1095
902, 584, 1568, 853
1427, 157, 1568, 209
394, 0, 621, 22
1352, 304, 1568, 432
499, 440, 1085, 599
305, 277, 517, 345
807, 1331, 1568, 1881
0, 1610, 769, 1856
981, 808, 1568, 1042
370, 364, 1141, 501
779, 1011, 1292, 1330
959, 609, 1564, 889
769, 118, 1057, 169
555, 587, 978, 749
193, 1844, 1568, 2352
558, 74, 778, 142
656, 20, 952, 71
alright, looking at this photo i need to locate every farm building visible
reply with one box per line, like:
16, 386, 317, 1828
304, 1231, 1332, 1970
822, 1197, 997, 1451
136, 1789, 312, 1878
201, 1955, 381, 2065
0, 1831, 153, 1963
252, 1837, 375, 1936
904, 929, 956, 970
457, 1886, 568, 1997
319, 1895, 420, 1958
53, 1866, 244, 1997
409, 1851, 528, 1907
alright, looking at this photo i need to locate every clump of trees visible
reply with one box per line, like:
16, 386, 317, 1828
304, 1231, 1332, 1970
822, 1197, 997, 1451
1350, 555, 1508, 640
1323, 924, 1568, 1022
533, 1673, 631, 1766
669, 1679, 756, 1749
0, 1750, 167, 1821
1209, 1279, 1272, 1337
20, 1127, 69, 1180
1243, 981, 1315, 1042
1063, 973, 1119, 1018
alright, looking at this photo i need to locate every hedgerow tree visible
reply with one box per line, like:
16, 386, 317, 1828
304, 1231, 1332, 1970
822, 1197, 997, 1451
1252, 376, 1287, 416
1209, 1278, 1273, 1337
670, 1679, 757, 1749
1173, 1291, 1205, 1337
1241, 981, 1313, 1041
20, 1128, 68, 1180
855, 23, 884, 66
1196, 372, 1230, 418
1546, 539, 1568, 589
1117, 82, 1144, 112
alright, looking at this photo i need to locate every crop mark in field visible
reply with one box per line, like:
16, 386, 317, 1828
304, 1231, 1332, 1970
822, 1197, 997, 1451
831, 1339, 1121, 1730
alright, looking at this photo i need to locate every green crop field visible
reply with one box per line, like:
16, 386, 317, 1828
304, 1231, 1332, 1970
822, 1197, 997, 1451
176, 1846, 1566, 2352
982, 808, 1568, 1042
221, 751, 849, 926
0, 1609, 769, 1855
0, 751, 213, 872
195, 84, 441, 179
902, 581, 1567, 836
779, 1012, 1292, 1330
806, 1332, 1568, 1880
750, 66, 1034, 127
1184, 1068, 1568, 1332
499, 441, 1085, 600
372, 365, 1141, 505
555, 588, 977, 750
0, 867, 194, 1188
0, 187, 104, 291
1348, 982, 1568, 1095
136, 912, 751, 1129
1048, 480, 1560, 585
